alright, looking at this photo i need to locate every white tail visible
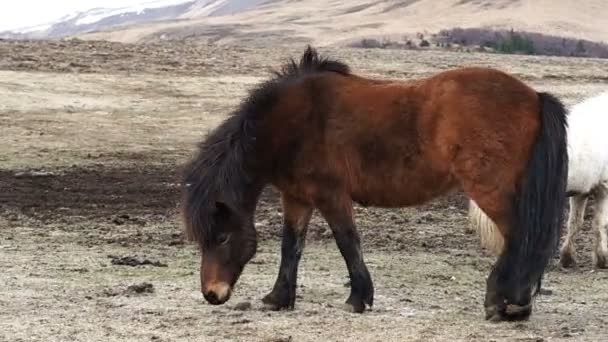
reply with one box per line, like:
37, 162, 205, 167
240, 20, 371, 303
468, 200, 505, 255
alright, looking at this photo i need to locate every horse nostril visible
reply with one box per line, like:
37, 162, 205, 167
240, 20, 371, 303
203, 291, 221, 305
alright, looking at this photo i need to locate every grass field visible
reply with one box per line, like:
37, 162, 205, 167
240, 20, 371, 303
1, 39, 608, 341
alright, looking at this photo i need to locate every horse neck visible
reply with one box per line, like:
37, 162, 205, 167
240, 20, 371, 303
239, 179, 266, 214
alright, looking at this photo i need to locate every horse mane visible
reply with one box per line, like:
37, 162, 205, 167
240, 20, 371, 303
274, 45, 351, 78
182, 46, 350, 243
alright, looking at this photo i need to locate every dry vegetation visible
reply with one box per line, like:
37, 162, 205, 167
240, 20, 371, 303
437, 28, 608, 58
1, 39, 608, 341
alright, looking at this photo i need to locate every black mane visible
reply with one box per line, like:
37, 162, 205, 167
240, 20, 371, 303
274, 45, 351, 78
182, 46, 350, 243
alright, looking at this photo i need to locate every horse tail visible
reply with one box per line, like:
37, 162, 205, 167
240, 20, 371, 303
467, 200, 504, 255
498, 92, 568, 297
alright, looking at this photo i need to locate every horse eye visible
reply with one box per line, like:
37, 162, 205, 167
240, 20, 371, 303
217, 233, 231, 245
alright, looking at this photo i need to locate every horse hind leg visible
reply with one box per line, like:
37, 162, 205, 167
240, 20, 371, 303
463, 191, 531, 320
262, 193, 313, 310
592, 186, 608, 268
559, 195, 588, 268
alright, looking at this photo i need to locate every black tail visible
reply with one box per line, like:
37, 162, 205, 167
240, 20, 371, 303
495, 92, 568, 303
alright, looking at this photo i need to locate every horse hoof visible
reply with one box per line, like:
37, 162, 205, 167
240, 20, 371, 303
486, 312, 503, 322
261, 292, 292, 311
559, 251, 577, 268
484, 304, 531, 322
341, 302, 360, 313
344, 295, 371, 313
261, 302, 282, 311
343, 301, 366, 313
485, 305, 502, 322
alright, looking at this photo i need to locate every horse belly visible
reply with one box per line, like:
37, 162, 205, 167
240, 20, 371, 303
567, 151, 603, 194
351, 165, 457, 208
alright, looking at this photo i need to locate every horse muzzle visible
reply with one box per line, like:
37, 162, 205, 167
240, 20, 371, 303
202, 282, 232, 305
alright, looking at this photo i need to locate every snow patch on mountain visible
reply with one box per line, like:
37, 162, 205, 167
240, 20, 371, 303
74, 0, 192, 26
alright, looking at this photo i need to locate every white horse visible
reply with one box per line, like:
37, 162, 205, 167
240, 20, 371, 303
468, 91, 608, 268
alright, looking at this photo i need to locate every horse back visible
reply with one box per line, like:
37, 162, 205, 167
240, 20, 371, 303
267, 68, 541, 208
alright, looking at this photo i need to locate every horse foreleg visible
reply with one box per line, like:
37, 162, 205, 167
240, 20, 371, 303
559, 195, 588, 268
262, 194, 313, 310
317, 195, 373, 313
592, 188, 608, 268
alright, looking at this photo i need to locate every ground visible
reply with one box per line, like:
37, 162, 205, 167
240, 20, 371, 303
1, 39, 608, 342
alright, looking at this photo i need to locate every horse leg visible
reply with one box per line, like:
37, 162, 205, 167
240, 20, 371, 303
559, 195, 588, 268
464, 189, 535, 322
262, 194, 313, 310
316, 195, 373, 313
592, 187, 608, 268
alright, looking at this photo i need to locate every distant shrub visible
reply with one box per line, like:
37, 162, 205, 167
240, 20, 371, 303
438, 28, 608, 58
358, 38, 383, 49
419, 39, 430, 47
350, 36, 420, 50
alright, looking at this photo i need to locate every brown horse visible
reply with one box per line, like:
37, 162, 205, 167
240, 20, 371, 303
181, 46, 568, 322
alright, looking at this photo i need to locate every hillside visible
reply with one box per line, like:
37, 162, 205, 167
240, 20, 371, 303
80, 0, 608, 46
3, 0, 608, 46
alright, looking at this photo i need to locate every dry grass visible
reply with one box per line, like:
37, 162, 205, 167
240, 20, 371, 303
1, 40, 608, 341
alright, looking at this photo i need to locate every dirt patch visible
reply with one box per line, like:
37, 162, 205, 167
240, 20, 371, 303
103, 282, 155, 297
108, 255, 168, 267
0, 162, 179, 224
0, 158, 472, 251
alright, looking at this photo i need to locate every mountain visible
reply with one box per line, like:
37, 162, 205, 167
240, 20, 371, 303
0, 1, 273, 40
0, 0, 196, 39
80, 0, 608, 46
3, 0, 608, 46
184, 0, 269, 17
